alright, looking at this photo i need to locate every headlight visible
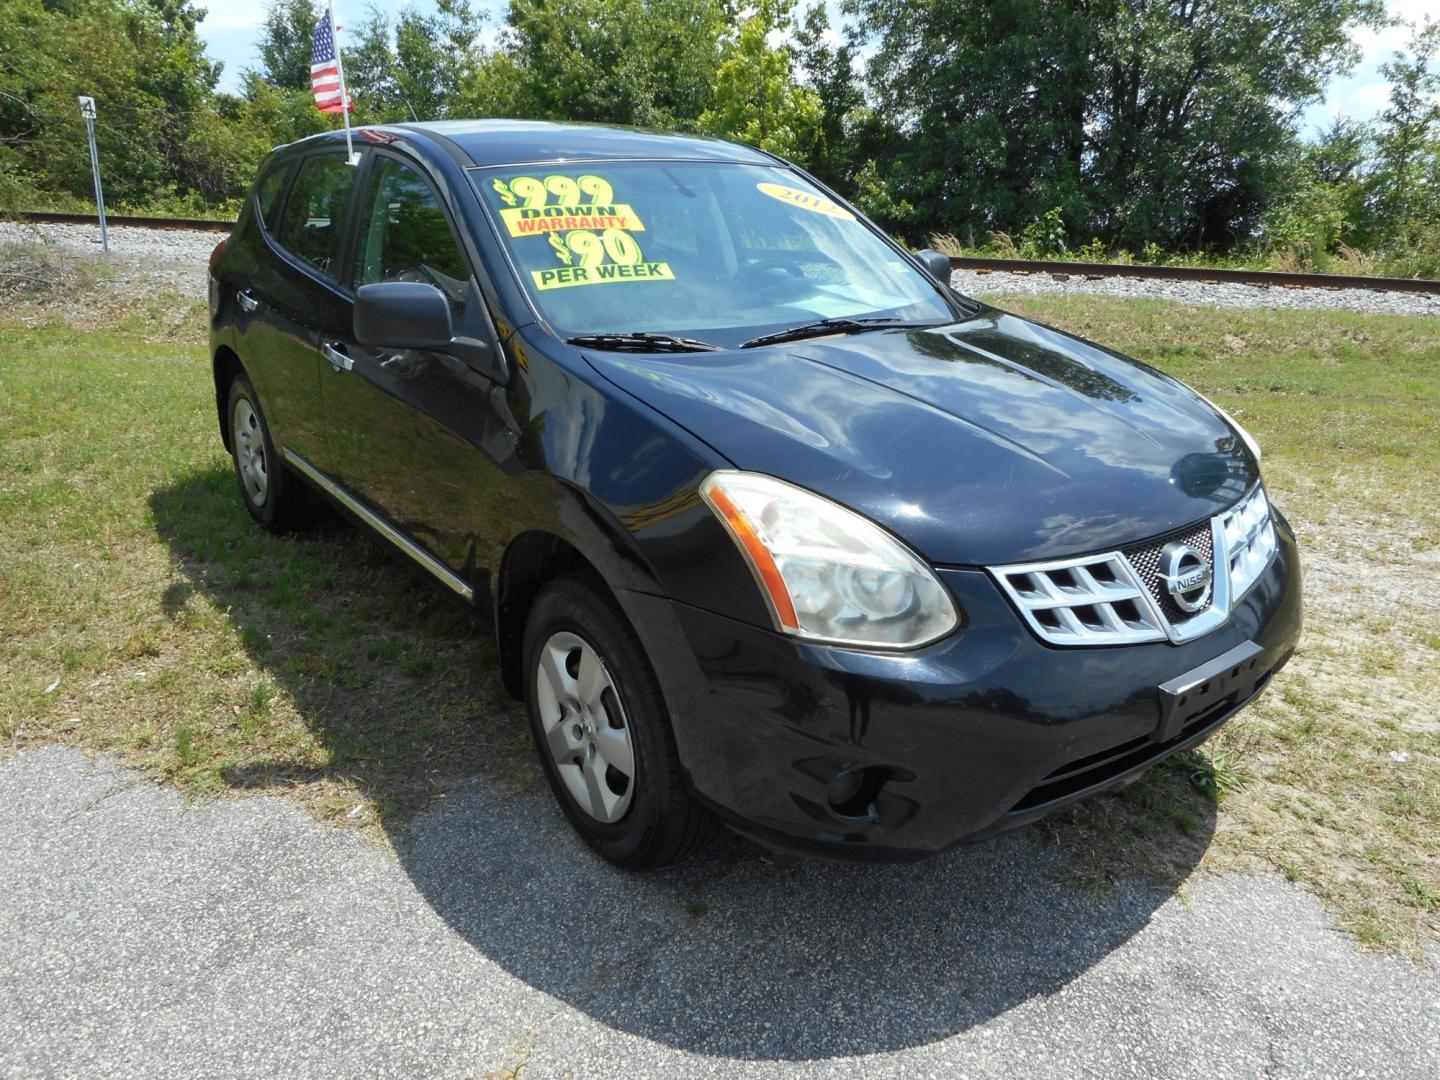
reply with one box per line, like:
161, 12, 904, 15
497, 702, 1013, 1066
699, 471, 959, 648
1198, 392, 1262, 466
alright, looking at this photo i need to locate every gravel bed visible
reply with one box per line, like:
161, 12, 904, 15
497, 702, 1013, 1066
952, 267, 1440, 317
0, 219, 223, 263
0, 220, 220, 296
4, 220, 1437, 318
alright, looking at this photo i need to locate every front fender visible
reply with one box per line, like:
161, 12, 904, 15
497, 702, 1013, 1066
486, 329, 775, 628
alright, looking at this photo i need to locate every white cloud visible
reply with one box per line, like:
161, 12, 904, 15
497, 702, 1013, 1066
197, 0, 267, 34
1350, 0, 1435, 64
1347, 81, 1395, 115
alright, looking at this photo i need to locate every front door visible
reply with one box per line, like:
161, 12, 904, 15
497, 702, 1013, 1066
319, 152, 504, 592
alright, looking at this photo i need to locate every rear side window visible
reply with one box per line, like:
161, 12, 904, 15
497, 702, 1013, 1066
275, 154, 357, 279
254, 162, 293, 231
353, 157, 469, 313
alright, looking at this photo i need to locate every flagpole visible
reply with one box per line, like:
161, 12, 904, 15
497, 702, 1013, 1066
329, 2, 358, 165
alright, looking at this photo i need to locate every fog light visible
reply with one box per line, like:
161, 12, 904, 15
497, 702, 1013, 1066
827, 768, 864, 808
827, 766, 884, 819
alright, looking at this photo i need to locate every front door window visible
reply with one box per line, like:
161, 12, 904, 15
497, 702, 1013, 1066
353, 157, 469, 316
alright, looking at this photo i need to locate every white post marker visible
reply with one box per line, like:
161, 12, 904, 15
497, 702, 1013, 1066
330, 3, 359, 166
76, 95, 109, 252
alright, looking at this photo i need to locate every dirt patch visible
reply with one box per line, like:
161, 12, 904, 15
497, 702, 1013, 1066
0, 238, 203, 341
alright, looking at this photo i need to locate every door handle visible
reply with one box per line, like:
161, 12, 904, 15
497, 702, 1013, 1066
322, 342, 353, 373
236, 289, 259, 313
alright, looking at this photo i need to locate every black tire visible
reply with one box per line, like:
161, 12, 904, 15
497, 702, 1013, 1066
522, 572, 716, 869
225, 372, 308, 532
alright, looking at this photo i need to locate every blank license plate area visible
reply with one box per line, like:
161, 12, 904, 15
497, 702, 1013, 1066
1156, 640, 1265, 742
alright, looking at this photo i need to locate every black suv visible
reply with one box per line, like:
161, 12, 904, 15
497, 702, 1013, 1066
208, 120, 1301, 867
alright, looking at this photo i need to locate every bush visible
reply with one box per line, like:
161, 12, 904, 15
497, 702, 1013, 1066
1256, 180, 1354, 271
1019, 207, 1067, 259
1373, 221, 1440, 280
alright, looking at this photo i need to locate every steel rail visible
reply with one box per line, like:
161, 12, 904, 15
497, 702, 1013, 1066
948, 255, 1440, 296
1, 210, 233, 233
4, 211, 1437, 294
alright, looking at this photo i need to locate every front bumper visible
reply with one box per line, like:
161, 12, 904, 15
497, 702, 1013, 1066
620, 516, 1302, 862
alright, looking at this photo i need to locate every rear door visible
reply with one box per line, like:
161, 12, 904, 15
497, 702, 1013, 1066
237, 151, 360, 461
318, 150, 505, 592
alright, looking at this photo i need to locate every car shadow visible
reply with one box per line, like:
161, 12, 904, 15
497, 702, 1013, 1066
151, 465, 1218, 1061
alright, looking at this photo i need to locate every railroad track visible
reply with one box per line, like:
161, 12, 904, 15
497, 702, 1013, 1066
6, 210, 1438, 295
950, 255, 1440, 296
2, 210, 232, 233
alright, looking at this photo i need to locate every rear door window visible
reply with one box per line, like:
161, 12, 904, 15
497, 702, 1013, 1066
274, 154, 357, 280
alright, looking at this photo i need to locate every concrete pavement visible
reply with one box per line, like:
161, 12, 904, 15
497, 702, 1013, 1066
1, 747, 1435, 1078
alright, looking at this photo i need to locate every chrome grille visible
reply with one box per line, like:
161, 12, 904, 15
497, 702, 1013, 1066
990, 483, 1277, 647
1123, 520, 1216, 624
991, 552, 1167, 645
1219, 484, 1276, 602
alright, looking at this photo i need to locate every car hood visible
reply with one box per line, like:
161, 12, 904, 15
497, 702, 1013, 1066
584, 306, 1257, 565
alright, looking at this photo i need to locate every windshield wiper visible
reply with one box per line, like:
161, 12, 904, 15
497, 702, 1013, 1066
566, 332, 721, 353
739, 317, 936, 349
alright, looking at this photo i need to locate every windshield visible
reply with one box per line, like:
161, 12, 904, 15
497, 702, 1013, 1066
471, 160, 953, 345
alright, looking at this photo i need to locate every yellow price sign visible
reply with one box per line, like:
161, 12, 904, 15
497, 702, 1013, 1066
490, 174, 677, 290
532, 262, 675, 291
500, 204, 645, 237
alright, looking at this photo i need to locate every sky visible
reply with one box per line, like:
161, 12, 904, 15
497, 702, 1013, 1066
1298, 0, 1434, 135
197, 0, 1433, 138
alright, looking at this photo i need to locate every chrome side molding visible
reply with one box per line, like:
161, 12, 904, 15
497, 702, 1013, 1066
281, 448, 474, 602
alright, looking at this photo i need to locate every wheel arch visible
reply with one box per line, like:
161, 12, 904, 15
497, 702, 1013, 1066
493, 529, 626, 700
213, 345, 243, 452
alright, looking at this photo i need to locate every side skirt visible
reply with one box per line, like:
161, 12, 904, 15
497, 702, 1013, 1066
281, 448, 475, 603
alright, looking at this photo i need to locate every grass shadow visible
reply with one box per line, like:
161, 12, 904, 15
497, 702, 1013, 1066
149, 464, 539, 830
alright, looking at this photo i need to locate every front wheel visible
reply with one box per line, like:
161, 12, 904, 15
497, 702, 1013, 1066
523, 573, 715, 868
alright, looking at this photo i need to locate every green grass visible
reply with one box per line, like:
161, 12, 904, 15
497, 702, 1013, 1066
0, 272, 1436, 953
0, 303, 536, 834
3, 188, 239, 222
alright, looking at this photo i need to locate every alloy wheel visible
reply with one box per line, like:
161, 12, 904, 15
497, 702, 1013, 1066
231, 396, 268, 507
533, 630, 635, 823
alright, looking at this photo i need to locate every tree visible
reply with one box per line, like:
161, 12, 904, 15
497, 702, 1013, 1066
253, 0, 320, 92
346, 0, 489, 123
848, 0, 1386, 248
0, 0, 235, 208
698, 0, 823, 161
1368, 20, 1440, 241
481, 0, 726, 129
1257, 124, 1368, 268
792, 3, 865, 190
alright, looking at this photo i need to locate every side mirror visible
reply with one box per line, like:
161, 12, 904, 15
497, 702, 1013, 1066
914, 248, 953, 283
354, 281, 454, 350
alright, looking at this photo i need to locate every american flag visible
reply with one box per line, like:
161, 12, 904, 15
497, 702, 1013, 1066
310, 9, 352, 114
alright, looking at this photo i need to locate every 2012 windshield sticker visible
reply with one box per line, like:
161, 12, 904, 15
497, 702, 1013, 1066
755, 182, 855, 220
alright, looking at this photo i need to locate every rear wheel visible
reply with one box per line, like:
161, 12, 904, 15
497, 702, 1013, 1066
523, 573, 715, 868
226, 373, 307, 531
